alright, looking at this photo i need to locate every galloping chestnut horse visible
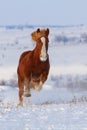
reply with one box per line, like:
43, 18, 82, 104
17, 28, 50, 105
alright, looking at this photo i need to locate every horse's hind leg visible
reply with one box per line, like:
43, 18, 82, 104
18, 77, 24, 106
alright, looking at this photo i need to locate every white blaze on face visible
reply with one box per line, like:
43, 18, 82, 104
40, 37, 47, 61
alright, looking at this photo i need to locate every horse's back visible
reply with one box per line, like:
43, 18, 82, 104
19, 50, 31, 63
17, 50, 33, 76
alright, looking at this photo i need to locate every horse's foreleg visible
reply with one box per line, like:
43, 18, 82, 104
40, 71, 48, 84
34, 71, 48, 91
24, 79, 31, 97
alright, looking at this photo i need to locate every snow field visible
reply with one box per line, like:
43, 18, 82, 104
0, 25, 87, 129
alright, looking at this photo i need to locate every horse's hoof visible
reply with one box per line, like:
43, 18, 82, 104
17, 102, 23, 107
24, 93, 31, 97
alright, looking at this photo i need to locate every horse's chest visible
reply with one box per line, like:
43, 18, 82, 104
32, 62, 46, 72
32, 66, 43, 74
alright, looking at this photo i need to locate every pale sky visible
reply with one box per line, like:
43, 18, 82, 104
0, 0, 87, 25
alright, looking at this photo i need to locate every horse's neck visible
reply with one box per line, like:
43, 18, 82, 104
33, 41, 41, 61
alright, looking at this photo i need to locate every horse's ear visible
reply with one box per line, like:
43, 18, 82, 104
46, 28, 49, 36
37, 28, 40, 33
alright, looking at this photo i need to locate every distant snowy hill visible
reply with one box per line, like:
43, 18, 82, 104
0, 24, 87, 47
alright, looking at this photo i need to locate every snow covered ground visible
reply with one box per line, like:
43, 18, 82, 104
0, 25, 87, 129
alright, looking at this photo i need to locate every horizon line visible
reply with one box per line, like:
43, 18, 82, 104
0, 24, 85, 28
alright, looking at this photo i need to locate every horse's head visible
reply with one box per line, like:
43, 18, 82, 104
31, 28, 49, 41
31, 28, 49, 62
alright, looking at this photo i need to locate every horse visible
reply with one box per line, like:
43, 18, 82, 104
17, 28, 50, 105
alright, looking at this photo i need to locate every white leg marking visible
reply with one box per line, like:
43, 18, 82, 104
35, 81, 43, 91
17, 101, 23, 107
